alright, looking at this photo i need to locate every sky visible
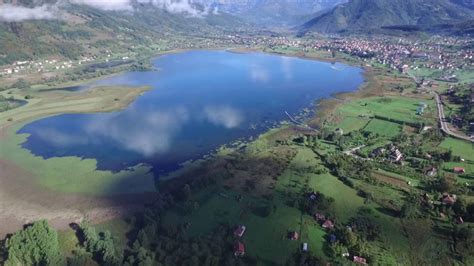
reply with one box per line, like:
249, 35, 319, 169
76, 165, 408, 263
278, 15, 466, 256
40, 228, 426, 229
0, 0, 209, 22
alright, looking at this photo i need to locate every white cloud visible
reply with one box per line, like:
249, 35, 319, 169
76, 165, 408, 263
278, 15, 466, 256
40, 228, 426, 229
0, 0, 213, 20
69, 0, 134, 11
204, 105, 243, 129
69, 0, 211, 15
0, 4, 58, 22
140, 0, 212, 16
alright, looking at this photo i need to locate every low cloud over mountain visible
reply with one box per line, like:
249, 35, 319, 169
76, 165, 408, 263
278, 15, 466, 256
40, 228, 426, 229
0, 4, 58, 22
0, 0, 215, 22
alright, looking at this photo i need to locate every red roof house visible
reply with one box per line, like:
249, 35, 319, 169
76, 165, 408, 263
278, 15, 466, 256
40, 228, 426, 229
234, 241, 245, 257
453, 167, 466, 174
234, 225, 246, 237
353, 256, 368, 265
322, 220, 335, 230
442, 193, 457, 205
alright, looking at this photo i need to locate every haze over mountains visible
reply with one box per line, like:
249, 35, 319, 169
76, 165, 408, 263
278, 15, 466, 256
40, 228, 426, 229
0, 0, 473, 65
199, 0, 348, 25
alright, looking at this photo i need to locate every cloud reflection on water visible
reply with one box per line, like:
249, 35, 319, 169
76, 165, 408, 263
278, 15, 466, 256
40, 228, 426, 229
36, 128, 88, 147
203, 105, 244, 129
85, 107, 190, 157
250, 63, 270, 83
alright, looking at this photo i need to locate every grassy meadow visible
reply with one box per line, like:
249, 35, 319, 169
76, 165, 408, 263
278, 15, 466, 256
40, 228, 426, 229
0, 86, 155, 195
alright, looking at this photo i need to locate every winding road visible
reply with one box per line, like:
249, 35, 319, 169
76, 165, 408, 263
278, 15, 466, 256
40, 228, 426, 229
433, 91, 473, 143
408, 72, 472, 143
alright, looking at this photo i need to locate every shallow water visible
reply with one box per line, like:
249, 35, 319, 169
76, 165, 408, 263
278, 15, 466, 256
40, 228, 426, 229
18, 51, 364, 174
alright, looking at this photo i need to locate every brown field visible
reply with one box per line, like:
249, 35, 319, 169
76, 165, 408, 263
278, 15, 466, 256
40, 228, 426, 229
372, 171, 411, 191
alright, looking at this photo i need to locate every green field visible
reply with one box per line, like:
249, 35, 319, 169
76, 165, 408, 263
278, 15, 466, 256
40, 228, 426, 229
334, 116, 370, 133
363, 119, 402, 137
335, 96, 436, 125
439, 138, 474, 161
439, 137, 474, 183
0, 123, 154, 195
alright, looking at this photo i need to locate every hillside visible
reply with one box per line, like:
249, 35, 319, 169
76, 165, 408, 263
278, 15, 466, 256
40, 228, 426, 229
0, 2, 245, 65
201, 0, 348, 26
299, 0, 474, 34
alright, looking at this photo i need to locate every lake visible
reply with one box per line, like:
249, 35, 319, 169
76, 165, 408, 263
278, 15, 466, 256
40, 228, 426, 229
18, 51, 364, 174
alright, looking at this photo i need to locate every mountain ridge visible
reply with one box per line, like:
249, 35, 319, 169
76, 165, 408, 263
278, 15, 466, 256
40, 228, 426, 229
299, 0, 474, 34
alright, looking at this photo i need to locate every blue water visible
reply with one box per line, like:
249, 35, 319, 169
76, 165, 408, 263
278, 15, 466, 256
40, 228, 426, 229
18, 51, 364, 174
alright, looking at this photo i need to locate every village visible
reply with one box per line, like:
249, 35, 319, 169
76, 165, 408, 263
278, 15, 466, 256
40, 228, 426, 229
2, 34, 471, 91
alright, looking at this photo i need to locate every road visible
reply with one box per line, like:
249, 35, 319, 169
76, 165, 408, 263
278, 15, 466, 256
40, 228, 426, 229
433, 92, 473, 143
407, 72, 473, 143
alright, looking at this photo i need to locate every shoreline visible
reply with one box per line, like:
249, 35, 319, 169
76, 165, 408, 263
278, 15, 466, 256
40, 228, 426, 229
0, 48, 378, 237
0, 85, 154, 238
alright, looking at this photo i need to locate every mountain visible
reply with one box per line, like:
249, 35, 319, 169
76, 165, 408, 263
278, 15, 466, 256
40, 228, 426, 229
299, 0, 474, 34
0, 1, 246, 65
199, 0, 348, 26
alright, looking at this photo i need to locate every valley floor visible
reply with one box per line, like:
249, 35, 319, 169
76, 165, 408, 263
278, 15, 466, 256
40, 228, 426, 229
0, 47, 473, 265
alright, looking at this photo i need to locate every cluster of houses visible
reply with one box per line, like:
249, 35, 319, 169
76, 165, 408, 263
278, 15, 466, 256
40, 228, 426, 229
370, 144, 404, 163
422, 192, 465, 224
308, 192, 369, 265
0, 56, 97, 77
316, 37, 472, 74
233, 225, 246, 257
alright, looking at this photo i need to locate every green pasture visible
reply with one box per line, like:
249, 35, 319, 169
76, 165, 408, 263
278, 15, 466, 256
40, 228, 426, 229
363, 119, 402, 137
439, 138, 474, 182
163, 187, 306, 264
335, 96, 436, 125
439, 138, 474, 161
0, 123, 154, 195
334, 116, 370, 133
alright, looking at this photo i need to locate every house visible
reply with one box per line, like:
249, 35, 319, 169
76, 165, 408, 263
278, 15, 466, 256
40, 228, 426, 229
234, 241, 245, 257
370, 147, 386, 158
329, 234, 337, 244
308, 192, 319, 201
322, 220, 335, 230
314, 213, 326, 221
425, 167, 438, 177
416, 106, 424, 115
353, 256, 368, 265
389, 147, 403, 162
456, 217, 464, 224
288, 231, 299, 240
234, 225, 246, 238
453, 167, 466, 174
442, 193, 457, 205
302, 243, 308, 252
335, 128, 344, 135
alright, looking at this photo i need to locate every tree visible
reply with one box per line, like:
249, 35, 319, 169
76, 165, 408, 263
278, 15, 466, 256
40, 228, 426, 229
180, 184, 192, 201
452, 198, 467, 217
4, 220, 63, 266
79, 222, 122, 265
12, 78, 30, 89
400, 202, 419, 219
436, 175, 455, 193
